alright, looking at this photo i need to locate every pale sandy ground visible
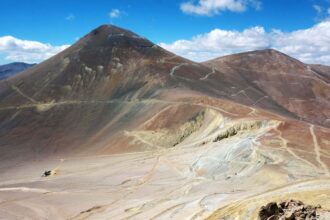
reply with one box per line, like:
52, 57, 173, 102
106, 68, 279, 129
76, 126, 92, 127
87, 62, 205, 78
0, 109, 329, 220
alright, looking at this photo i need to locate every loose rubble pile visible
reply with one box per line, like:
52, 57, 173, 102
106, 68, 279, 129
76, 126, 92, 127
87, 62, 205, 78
259, 200, 321, 220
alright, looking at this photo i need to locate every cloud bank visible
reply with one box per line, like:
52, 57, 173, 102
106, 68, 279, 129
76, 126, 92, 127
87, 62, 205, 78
0, 36, 69, 63
1, 19, 330, 65
159, 20, 330, 64
180, 0, 261, 16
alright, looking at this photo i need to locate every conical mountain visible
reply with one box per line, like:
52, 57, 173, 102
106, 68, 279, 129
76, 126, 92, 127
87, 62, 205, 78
0, 25, 221, 158
1, 26, 330, 220
1, 26, 325, 160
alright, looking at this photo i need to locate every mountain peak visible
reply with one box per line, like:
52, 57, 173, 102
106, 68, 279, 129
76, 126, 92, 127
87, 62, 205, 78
204, 48, 305, 69
224, 48, 292, 59
76, 24, 154, 49
90, 24, 137, 37
246, 48, 294, 58
255, 48, 282, 54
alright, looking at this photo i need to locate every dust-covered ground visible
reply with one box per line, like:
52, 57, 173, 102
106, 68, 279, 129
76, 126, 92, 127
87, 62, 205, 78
1, 94, 329, 220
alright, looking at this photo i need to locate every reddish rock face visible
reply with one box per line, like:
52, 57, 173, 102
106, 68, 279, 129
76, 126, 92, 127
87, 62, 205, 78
203, 49, 330, 128
0, 25, 298, 159
0, 25, 329, 220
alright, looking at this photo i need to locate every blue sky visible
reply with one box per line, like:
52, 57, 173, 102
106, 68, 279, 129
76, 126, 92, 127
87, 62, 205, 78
1, 0, 330, 64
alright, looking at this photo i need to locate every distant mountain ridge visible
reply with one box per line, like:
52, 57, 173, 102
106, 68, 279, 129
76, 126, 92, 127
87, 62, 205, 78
0, 62, 36, 80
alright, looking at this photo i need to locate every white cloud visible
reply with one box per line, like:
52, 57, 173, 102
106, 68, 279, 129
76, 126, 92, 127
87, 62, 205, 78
109, 9, 121, 18
160, 26, 268, 61
159, 20, 330, 65
0, 36, 70, 63
312, 3, 330, 20
273, 21, 330, 64
313, 4, 323, 14
180, 0, 261, 16
66, 14, 75, 21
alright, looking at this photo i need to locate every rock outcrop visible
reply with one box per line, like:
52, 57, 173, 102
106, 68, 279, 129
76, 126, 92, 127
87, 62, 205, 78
259, 200, 326, 220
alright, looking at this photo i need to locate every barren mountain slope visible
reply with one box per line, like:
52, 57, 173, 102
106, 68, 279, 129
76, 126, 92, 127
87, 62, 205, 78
0, 26, 295, 161
204, 49, 330, 127
0, 26, 329, 220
